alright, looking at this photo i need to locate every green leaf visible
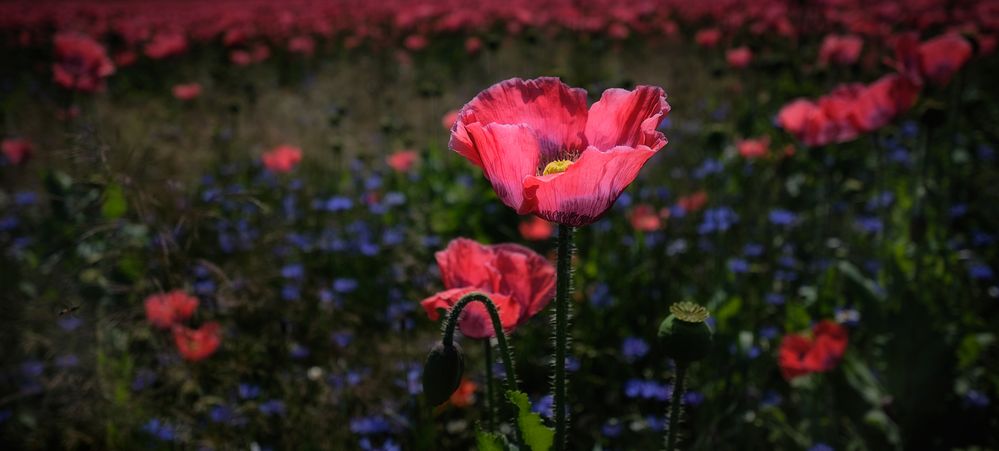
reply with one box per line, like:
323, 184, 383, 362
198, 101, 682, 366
476, 429, 506, 451
836, 260, 887, 302
102, 183, 127, 219
506, 390, 553, 451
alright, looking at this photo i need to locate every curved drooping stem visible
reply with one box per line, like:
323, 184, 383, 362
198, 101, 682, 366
441, 292, 518, 395
665, 362, 688, 451
553, 224, 574, 451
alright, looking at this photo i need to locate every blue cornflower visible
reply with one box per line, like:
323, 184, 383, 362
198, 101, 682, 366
969, 263, 994, 280
728, 258, 750, 274
683, 390, 705, 406
693, 159, 724, 179
281, 263, 305, 280
768, 209, 797, 226
808, 443, 834, 451
854, 216, 883, 234
532, 394, 554, 419
602, 420, 623, 438
590, 283, 612, 308
259, 399, 286, 416
765, 293, 786, 306
743, 243, 764, 257
143, 418, 176, 441
132, 369, 157, 391
350, 416, 391, 435
334, 278, 359, 293
965, 390, 990, 408
698, 207, 738, 234
621, 337, 650, 362
238, 383, 261, 400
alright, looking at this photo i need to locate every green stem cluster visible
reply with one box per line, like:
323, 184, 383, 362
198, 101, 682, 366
441, 292, 518, 395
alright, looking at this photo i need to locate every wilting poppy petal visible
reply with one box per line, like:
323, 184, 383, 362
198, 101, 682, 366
492, 243, 556, 321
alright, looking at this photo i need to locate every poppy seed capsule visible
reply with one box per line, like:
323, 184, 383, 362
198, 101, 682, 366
658, 302, 713, 363
422, 342, 464, 406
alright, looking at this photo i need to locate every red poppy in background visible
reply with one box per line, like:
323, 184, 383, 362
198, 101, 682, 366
2, 138, 34, 165
847, 73, 919, 132
387, 150, 419, 173
144, 31, 188, 59
420, 238, 555, 339
677, 190, 708, 213
736, 136, 769, 159
726, 46, 753, 69
917, 33, 973, 86
144, 290, 199, 329
52, 32, 115, 92
818, 34, 863, 66
173, 322, 221, 361
442, 109, 459, 130
519, 215, 554, 241
172, 82, 202, 101
695, 28, 722, 47
629, 204, 662, 231
450, 77, 669, 227
261, 145, 302, 173
288, 36, 316, 55
449, 378, 477, 407
778, 320, 848, 381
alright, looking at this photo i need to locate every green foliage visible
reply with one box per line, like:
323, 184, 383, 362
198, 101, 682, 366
507, 390, 554, 451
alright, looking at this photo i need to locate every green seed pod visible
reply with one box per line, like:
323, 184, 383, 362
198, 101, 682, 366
658, 302, 713, 363
422, 342, 464, 406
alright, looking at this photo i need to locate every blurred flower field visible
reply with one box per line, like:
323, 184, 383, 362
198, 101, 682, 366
1, 0, 998, 449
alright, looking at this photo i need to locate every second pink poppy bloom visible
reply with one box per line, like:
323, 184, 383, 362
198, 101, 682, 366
450, 77, 670, 227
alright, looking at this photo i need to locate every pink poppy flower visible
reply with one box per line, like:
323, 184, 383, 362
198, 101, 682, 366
386, 150, 419, 173
261, 145, 302, 173
465, 37, 483, 55
677, 190, 707, 213
172, 82, 201, 101
288, 36, 315, 55
726, 46, 753, 69
144, 32, 187, 59
420, 238, 556, 339
736, 136, 769, 159
442, 109, 459, 130
173, 322, 221, 361
629, 204, 661, 231
450, 77, 669, 227
695, 28, 722, 47
778, 320, 848, 381
2, 138, 34, 165
818, 34, 863, 66
144, 290, 199, 329
918, 33, 973, 86
52, 32, 115, 93
519, 215, 554, 241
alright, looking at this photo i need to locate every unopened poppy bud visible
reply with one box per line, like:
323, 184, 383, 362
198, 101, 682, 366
422, 342, 465, 406
658, 302, 713, 363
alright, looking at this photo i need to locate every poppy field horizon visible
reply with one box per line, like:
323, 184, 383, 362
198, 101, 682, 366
1, 0, 998, 450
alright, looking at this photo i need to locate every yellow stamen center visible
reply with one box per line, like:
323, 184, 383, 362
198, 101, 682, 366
542, 159, 574, 175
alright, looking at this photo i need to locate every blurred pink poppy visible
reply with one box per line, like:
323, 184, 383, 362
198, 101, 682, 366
420, 238, 555, 339
144, 31, 187, 59
172, 82, 202, 101
818, 34, 863, 66
261, 145, 302, 173
726, 46, 752, 69
450, 77, 669, 227
2, 138, 34, 165
387, 150, 419, 173
144, 290, 199, 329
629, 204, 661, 232
442, 109, 459, 130
917, 33, 973, 86
695, 28, 722, 47
736, 137, 769, 159
52, 32, 115, 92
173, 322, 221, 361
519, 215, 554, 241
